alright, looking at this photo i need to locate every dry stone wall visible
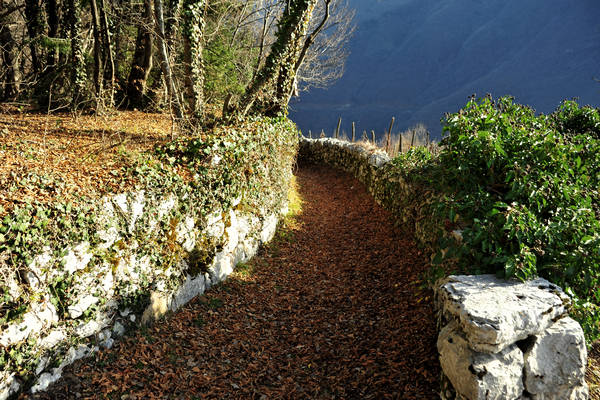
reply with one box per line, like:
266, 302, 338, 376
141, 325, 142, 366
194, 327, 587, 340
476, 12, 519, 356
437, 275, 588, 400
299, 137, 588, 400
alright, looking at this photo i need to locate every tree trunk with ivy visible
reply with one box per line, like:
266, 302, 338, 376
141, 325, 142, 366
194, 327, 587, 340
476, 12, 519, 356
126, 0, 154, 109
236, 0, 317, 117
182, 0, 206, 120
67, 0, 86, 109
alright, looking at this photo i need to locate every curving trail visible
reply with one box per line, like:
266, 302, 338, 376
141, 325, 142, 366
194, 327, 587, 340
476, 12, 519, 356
30, 165, 440, 400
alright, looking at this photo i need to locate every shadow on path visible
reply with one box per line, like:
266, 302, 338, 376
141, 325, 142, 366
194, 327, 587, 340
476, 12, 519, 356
30, 165, 440, 399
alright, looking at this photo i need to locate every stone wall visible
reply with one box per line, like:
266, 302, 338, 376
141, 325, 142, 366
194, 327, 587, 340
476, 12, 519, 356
299, 138, 444, 252
299, 137, 589, 400
437, 275, 588, 400
0, 121, 297, 399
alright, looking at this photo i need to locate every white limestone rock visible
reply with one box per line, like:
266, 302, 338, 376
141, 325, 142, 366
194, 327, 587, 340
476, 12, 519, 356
39, 329, 66, 349
438, 320, 524, 400
75, 320, 103, 338
524, 317, 588, 398
97, 225, 119, 249
62, 241, 93, 274
260, 214, 278, 243
170, 274, 206, 311
26, 246, 53, 288
113, 321, 126, 336
235, 215, 252, 241
0, 372, 20, 400
68, 294, 99, 319
223, 210, 240, 253
35, 357, 50, 376
437, 275, 570, 353
112, 193, 129, 216
206, 210, 222, 227
31, 345, 92, 393
0, 301, 58, 346
529, 384, 589, 400
31, 371, 60, 394
368, 152, 390, 168
206, 219, 225, 239
129, 190, 146, 232
176, 215, 197, 252
210, 251, 233, 282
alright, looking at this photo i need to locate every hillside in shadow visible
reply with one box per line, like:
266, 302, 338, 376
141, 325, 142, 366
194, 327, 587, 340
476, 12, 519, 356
290, 0, 600, 139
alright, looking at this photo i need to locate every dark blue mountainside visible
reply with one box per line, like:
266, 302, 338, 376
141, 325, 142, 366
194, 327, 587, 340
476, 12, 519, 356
289, 0, 600, 140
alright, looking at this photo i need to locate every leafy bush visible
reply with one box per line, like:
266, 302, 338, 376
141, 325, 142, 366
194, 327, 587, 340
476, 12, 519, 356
421, 96, 600, 340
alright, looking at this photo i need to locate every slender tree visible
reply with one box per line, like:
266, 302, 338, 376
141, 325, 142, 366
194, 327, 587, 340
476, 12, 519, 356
90, 0, 103, 98
153, 0, 183, 119
98, 0, 115, 106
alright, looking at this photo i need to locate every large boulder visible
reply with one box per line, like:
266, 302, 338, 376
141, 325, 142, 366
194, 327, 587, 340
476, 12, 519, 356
524, 317, 588, 399
438, 320, 524, 400
436, 275, 571, 353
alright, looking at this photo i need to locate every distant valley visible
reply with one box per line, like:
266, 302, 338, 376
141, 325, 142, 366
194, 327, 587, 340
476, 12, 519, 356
290, 0, 600, 140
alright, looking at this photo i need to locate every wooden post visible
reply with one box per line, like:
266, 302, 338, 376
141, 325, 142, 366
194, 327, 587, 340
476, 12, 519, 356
386, 117, 395, 153
371, 130, 376, 145
335, 117, 341, 139
309, 130, 312, 139
320, 130, 325, 138
351, 122, 356, 142
363, 130, 367, 141
426, 130, 430, 146
398, 134, 403, 154
410, 128, 416, 149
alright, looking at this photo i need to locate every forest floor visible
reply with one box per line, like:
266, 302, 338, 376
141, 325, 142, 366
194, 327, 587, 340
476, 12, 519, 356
27, 164, 441, 399
0, 106, 174, 216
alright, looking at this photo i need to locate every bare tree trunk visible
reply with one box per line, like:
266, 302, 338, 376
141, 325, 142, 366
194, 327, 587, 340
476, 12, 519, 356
236, 0, 318, 118
153, 0, 182, 120
98, 0, 115, 106
24, 0, 44, 75
126, 0, 153, 109
252, 3, 272, 79
0, 19, 19, 99
147, 0, 182, 105
45, 0, 60, 71
90, 0, 103, 99
182, 0, 206, 119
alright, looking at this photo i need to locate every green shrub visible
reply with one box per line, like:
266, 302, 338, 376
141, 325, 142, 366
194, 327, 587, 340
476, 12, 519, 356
422, 96, 600, 340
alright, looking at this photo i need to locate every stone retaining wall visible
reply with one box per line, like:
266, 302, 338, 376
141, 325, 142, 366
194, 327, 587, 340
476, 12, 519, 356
0, 121, 297, 399
0, 189, 288, 400
299, 137, 588, 400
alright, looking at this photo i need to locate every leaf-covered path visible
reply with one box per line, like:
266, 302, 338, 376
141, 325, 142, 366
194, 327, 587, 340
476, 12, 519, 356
30, 165, 440, 399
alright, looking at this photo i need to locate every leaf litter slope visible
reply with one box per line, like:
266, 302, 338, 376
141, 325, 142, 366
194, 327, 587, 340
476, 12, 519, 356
29, 165, 440, 399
